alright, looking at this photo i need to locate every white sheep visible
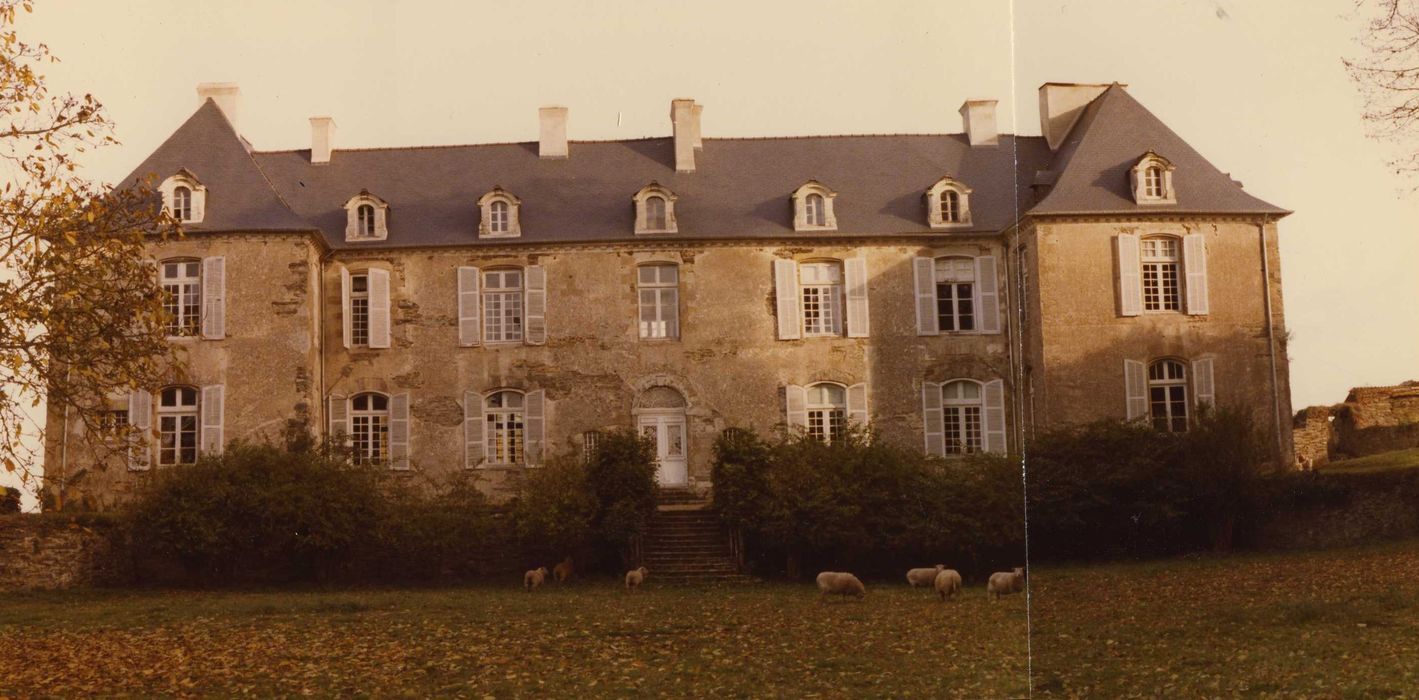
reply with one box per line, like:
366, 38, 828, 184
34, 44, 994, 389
987, 567, 1025, 600
625, 566, 649, 592
934, 568, 963, 601
906, 564, 946, 588
816, 571, 866, 601
523, 566, 548, 591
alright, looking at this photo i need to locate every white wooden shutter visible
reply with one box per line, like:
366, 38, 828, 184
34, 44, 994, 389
200, 384, 224, 455
983, 379, 1006, 454
785, 384, 808, 430
457, 266, 481, 346
340, 266, 352, 349
913, 257, 939, 335
773, 259, 801, 340
201, 256, 225, 339
975, 255, 1000, 334
190, 188, 205, 222
1116, 234, 1142, 317
921, 381, 944, 457
525, 265, 547, 345
844, 257, 870, 338
1124, 359, 1148, 420
847, 383, 868, 429
127, 389, 152, 470
525, 389, 546, 464
463, 390, 484, 468
389, 392, 410, 470
1183, 233, 1210, 315
367, 268, 391, 349
1192, 357, 1216, 409
328, 393, 348, 445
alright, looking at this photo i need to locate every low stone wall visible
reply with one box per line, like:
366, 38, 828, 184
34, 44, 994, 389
1249, 468, 1419, 550
0, 514, 129, 591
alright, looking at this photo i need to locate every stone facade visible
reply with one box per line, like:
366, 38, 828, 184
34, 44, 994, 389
1290, 382, 1419, 463
0, 516, 126, 591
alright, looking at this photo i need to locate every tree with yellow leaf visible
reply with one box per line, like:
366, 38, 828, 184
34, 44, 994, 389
1, 0, 177, 508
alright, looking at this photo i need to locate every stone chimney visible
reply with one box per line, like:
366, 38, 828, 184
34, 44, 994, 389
692, 103, 704, 149
959, 99, 998, 146
196, 82, 241, 129
671, 98, 698, 172
539, 106, 569, 159
1038, 82, 1115, 150
310, 117, 336, 164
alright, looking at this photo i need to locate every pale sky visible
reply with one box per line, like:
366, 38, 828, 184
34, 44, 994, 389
12, 0, 1418, 478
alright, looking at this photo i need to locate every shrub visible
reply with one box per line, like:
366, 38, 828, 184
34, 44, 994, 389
513, 455, 598, 558
364, 471, 503, 582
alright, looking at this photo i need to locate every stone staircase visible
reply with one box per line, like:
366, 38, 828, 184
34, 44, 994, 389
642, 489, 753, 583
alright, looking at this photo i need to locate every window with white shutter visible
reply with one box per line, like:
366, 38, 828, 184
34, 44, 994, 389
784, 384, 808, 430
525, 265, 547, 345
201, 256, 225, 339
773, 259, 801, 340
1116, 234, 1143, 317
913, 257, 940, 336
799, 262, 844, 337
463, 389, 483, 468
389, 392, 410, 470
367, 268, 391, 349
844, 257, 869, 338
804, 383, 846, 443
921, 381, 944, 457
1192, 357, 1216, 409
975, 256, 1000, 334
982, 379, 1006, 454
846, 383, 868, 431
1183, 233, 1209, 315
1124, 359, 1148, 420
458, 266, 481, 346
340, 267, 352, 349
200, 384, 224, 455
328, 393, 348, 445
127, 389, 152, 471
525, 389, 546, 464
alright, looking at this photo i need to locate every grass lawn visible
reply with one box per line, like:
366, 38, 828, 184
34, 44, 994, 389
0, 579, 1028, 698
1321, 447, 1419, 474
1029, 538, 1419, 698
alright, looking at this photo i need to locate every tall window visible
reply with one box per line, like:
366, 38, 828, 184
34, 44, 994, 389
1141, 236, 1182, 312
1148, 360, 1188, 432
940, 189, 961, 223
349, 273, 370, 347
350, 392, 389, 464
638, 264, 679, 339
1144, 166, 1165, 199
799, 261, 843, 336
489, 200, 510, 234
485, 391, 525, 465
934, 257, 975, 332
805, 193, 826, 227
483, 269, 524, 343
806, 383, 847, 443
645, 196, 667, 231
941, 380, 983, 455
157, 386, 199, 466
357, 204, 376, 238
161, 259, 202, 337
172, 186, 193, 222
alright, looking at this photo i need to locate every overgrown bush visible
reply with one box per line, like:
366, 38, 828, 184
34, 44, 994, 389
363, 471, 504, 582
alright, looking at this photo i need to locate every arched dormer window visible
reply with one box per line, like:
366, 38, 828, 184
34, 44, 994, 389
792, 181, 837, 231
478, 187, 522, 238
159, 169, 206, 224
925, 176, 973, 228
633, 182, 678, 234
1130, 151, 1177, 205
344, 191, 389, 242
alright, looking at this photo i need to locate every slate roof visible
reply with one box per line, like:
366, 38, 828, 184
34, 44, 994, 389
119, 86, 1285, 250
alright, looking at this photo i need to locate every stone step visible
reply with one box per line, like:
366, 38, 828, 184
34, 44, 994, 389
645, 546, 733, 556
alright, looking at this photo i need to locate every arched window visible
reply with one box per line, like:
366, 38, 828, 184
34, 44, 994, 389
941, 380, 983, 455
633, 183, 677, 234
172, 186, 193, 222
646, 196, 667, 231
357, 204, 376, 238
806, 383, 847, 443
160, 258, 202, 337
478, 187, 522, 238
1131, 152, 1176, 204
940, 189, 960, 223
483, 268, 524, 343
1141, 236, 1182, 312
1148, 360, 1188, 432
805, 193, 825, 227
792, 181, 837, 231
925, 176, 972, 228
933, 256, 975, 332
489, 200, 509, 234
485, 390, 526, 465
798, 261, 844, 336
350, 392, 390, 464
157, 386, 200, 466
1144, 166, 1165, 199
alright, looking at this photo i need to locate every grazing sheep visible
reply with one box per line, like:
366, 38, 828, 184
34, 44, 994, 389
933, 568, 963, 601
987, 567, 1025, 600
816, 571, 867, 601
906, 564, 946, 588
523, 566, 548, 591
553, 556, 575, 584
625, 566, 649, 592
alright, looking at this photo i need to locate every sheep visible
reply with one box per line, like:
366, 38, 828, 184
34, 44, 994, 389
523, 566, 548, 591
625, 566, 649, 592
816, 571, 867, 601
933, 568, 963, 601
987, 567, 1025, 600
906, 564, 946, 588
553, 555, 575, 584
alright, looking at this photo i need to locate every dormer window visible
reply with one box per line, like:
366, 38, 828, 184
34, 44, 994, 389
478, 187, 522, 238
633, 182, 678, 234
344, 191, 389, 242
925, 176, 973, 228
1130, 151, 1177, 205
159, 170, 206, 224
792, 181, 837, 231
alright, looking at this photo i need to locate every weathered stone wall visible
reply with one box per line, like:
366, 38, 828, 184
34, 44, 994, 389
0, 515, 127, 591
1249, 471, 1419, 550
1291, 406, 1334, 469
1018, 218, 1294, 462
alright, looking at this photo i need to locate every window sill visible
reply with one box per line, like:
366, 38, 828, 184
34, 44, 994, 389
471, 463, 533, 471
639, 336, 680, 343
